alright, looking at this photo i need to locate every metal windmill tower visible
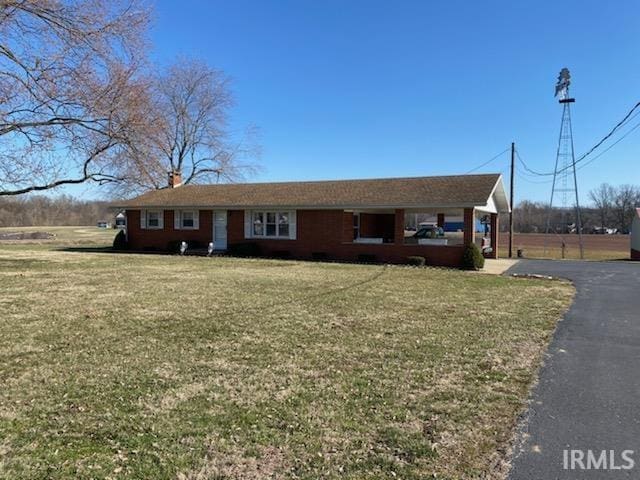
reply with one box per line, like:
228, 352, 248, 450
544, 68, 584, 259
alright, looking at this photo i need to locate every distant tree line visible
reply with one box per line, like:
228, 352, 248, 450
588, 183, 640, 232
501, 183, 640, 234
1, 182, 637, 231
0, 195, 111, 227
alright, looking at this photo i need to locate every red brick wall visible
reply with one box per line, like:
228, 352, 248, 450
126, 209, 213, 250
228, 208, 464, 267
463, 208, 475, 246
342, 211, 353, 242
394, 209, 405, 244
126, 208, 465, 266
359, 213, 395, 241
229, 209, 346, 255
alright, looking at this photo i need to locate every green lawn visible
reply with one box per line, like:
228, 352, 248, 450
0, 242, 573, 479
0, 226, 117, 248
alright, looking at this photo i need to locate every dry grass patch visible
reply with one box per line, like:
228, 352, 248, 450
0, 226, 117, 248
0, 246, 573, 479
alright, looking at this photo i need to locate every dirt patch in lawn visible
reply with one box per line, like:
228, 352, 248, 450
0, 231, 54, 240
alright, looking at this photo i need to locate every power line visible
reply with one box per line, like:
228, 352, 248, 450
515, 150, 551, 177
464, 148, 510, 174
516, 100, 640, 176
516, 172, 554, 185
515, 155, 550, 179
574, 101, 640, 165
517, 118, 640, 177
577, 119, 640, 170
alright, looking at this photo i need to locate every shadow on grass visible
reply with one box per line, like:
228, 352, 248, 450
56, 246, 391, 309
219, 264, 390, 319
57, 246, 171, 255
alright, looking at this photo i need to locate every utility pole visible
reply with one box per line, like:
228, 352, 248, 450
509, 142, 515, 258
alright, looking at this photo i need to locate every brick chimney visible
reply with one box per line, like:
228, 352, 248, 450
168, 170, 182, 188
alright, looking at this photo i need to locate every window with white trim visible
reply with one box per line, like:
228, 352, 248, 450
181, 210, 196, 229
147, 210, 162, 229
353, 212, 360, 239
253, 212, 264, 236
252, 211, 290, 238
278, 212, 289, 237
174, 210, 199, 230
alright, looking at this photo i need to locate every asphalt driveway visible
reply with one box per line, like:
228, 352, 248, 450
507, 259, 640, 479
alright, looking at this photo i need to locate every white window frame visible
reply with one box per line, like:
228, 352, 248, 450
175, 210, 198, 230
145, 210, 163, 229
251, 210, 292, 239
353, 212, 360, 240
182, 211, 195, 229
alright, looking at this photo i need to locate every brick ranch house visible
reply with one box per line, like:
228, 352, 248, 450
113, 172, 510, 267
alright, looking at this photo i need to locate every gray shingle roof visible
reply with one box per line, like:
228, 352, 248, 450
113, 173, 508, 211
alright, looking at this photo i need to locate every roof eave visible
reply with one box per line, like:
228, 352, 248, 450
112, 201, 493, 211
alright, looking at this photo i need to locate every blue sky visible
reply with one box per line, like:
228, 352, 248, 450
78, 0, 640, 204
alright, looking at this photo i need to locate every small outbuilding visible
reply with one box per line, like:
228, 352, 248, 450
632, 208, 640, 261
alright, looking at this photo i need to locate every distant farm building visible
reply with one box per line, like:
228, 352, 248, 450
632, 208, 640, 261
115, 212, 126, 229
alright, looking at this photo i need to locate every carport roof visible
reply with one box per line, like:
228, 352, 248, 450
113, 173, 510, 212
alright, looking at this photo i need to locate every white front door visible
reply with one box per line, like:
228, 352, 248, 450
213, 210, 227, 250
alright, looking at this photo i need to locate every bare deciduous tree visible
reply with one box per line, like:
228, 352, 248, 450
0, 0, 150, 196
589, 183, 615, 229
110, 59, 260, 196
612, 184, 640, 232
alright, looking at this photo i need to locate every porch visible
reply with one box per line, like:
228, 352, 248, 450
346, 207, 500, 260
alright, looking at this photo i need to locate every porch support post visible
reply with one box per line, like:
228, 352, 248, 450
463, 208, 475, 246
437, 213, 445, 228
394, 209, 405, 244
489, 213, 498, 259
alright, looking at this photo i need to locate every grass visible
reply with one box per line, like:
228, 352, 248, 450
0, 232, 573, 479
515, 246, 626, 261
0, 226, 117, 248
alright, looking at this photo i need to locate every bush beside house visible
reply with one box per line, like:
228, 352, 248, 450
113, 230, 127, 250
462, 243, 485, 270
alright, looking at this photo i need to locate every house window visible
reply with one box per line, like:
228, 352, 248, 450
353, 213, 360, 239
278, 212, 289, 237
174, 210, 198, 230
253, 212, 264, 236
147, 210, 161, 229
266, 212, 276, 236
252, 211, 290, 238
181, 211, 195, 229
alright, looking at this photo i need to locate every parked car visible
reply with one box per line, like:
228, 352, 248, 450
402, 226, 448, 245
418, 222, 437, 229
591, 226, 618, 235
413, 226, 444, 239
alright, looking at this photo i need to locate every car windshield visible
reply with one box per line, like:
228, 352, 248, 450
415, 227, 443, 238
